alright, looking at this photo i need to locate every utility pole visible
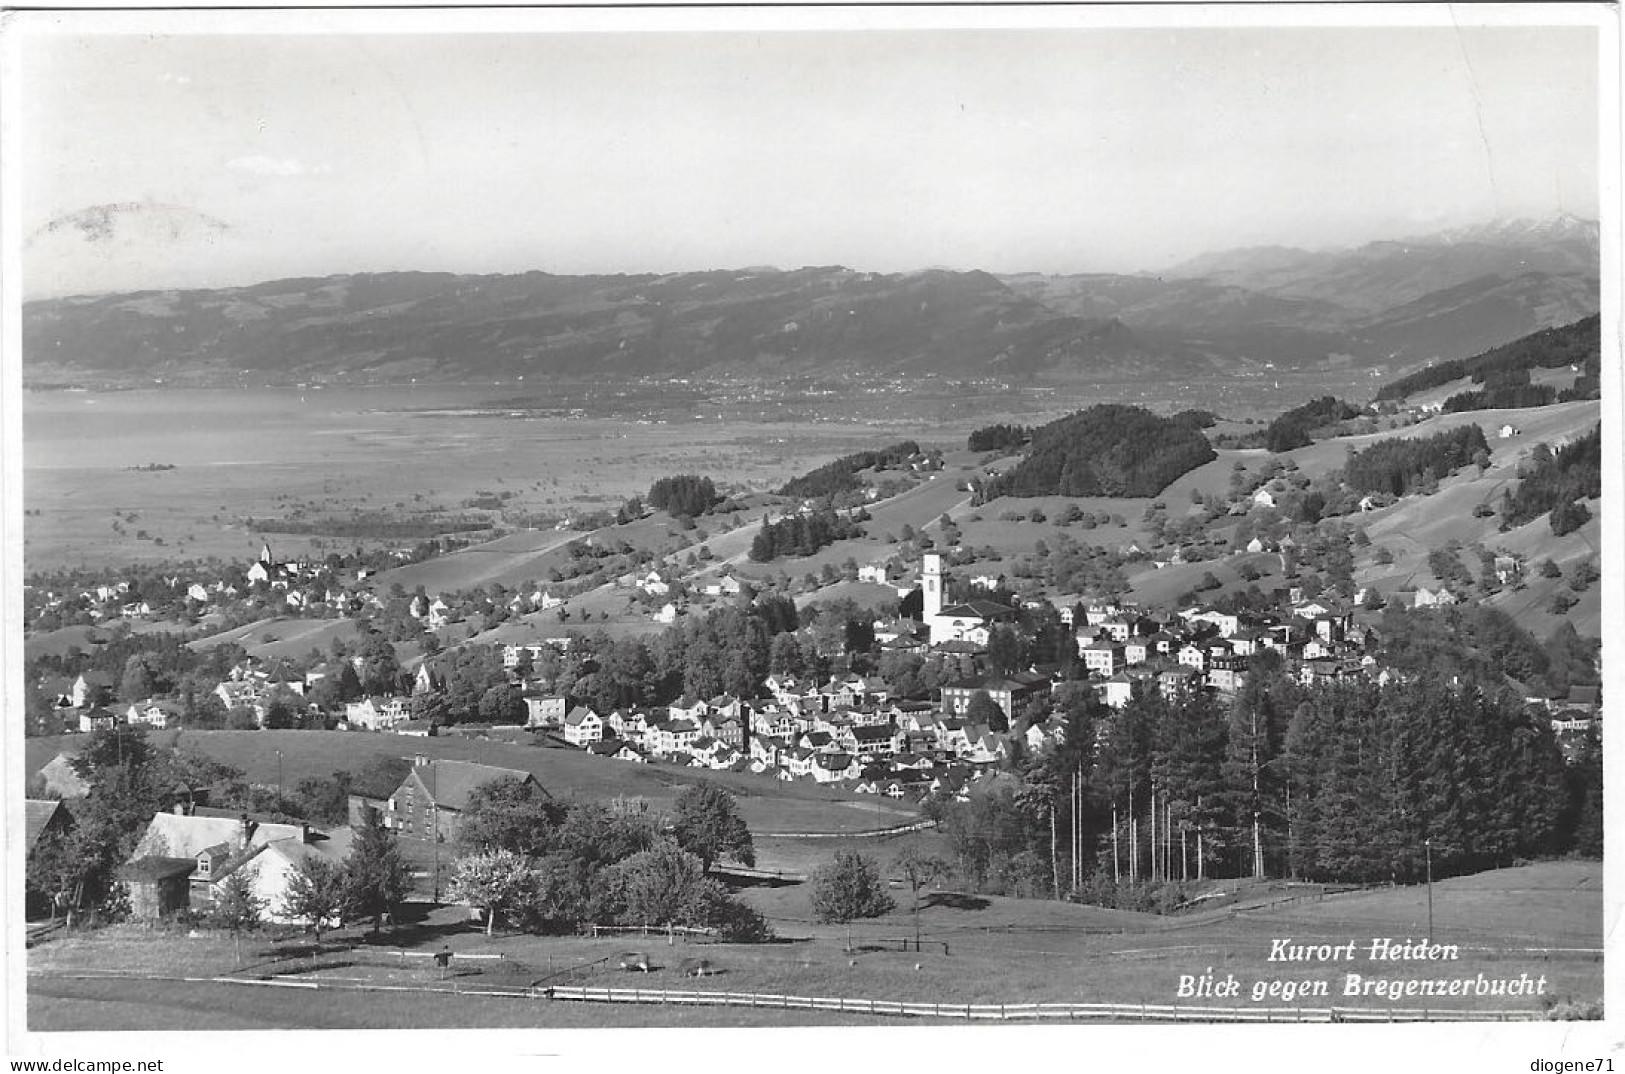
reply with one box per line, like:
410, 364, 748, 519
1149, 784, 1157, 884
276, 750, 284, 804
1253, 810, 1265, 879
1424, 838, 1433, 943
1111, 801, 1120, 884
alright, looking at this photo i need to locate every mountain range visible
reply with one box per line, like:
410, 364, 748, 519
22, 216, 1599, 386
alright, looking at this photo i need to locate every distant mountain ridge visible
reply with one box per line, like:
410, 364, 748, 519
23, 216, 1599, 386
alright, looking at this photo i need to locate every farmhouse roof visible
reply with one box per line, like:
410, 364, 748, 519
24, 799, 68, 852
412, 760, 544, 812
37, 754, 90, 798
133, 813, 310, 860
120, 855, 198, 883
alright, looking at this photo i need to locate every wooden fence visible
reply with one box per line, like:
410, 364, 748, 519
756, 820, 934, 839
588, 924, 716, 941
542, 985, 1546, 1023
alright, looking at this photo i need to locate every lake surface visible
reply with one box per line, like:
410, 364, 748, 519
20, 386, 937, 572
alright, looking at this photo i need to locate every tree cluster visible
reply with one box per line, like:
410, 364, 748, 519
1341, 425, 1489, 497
1443, 382, 1556, 413
978, 405, 1216, 500
446, 781, 771, 940
647, 475, 720, 519
923, 653, 1595, 904
1500, 425, 1601, 535
1374, 314, 1600, 403
1262, 396, 1363, 453
966, 423, 1030, 452
778, 441, 927, 500
748, 509, 865, 562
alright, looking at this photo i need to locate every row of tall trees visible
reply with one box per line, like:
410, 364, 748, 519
925, 656, 1596, 902
749, 509, 866, 562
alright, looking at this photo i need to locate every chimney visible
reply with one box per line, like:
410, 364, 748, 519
414, 753, 429, 767
301, 822, 313, 844
239, 813, 257, 850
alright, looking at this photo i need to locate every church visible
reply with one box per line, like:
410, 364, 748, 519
921, 553, 1017, 647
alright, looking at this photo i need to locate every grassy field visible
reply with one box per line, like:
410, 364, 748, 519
24, 729, 920, 841
25, 860, 1602, 1031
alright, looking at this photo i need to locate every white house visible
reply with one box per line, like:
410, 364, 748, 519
524, 695, 568, 729
857, 564, 893, 585
562, 706, 605, 746
345, 696, 409, 731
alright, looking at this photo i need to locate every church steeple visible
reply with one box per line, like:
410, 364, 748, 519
922, 553, 943, 620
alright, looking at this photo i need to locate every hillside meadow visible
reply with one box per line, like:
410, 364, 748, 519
27, 860, 1602, 1030
24, 729, 919, 847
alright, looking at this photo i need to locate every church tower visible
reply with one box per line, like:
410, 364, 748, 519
922, 553, 943, 621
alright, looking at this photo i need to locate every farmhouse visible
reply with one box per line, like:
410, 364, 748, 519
78, 708, 120, 734
72, 671, 115, 709
35, 753, 90, 799
124, 810, 351, 923
124, 699, 181, 729
345, 695, 410, 731
25, 798, 75, 858
384, 758, 545, 844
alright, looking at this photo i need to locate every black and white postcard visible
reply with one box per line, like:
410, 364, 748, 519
3, 4, 1618, 1071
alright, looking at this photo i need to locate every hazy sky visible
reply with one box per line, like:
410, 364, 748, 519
11, 9, 1606, 298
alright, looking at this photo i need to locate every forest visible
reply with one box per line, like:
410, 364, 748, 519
778, 441, 927, 500
1500, 424, 1602, 535
966, 423, 1030, 453
646, 474, 720, 519
1261, 396, 1364, 453
976, 405, 1216, 500
748, 508, 867, 562
1341, 424, 1489, 497
1374, 313, 1600, 403
1442, 367, 1558, 413
925, 656, 1598, 904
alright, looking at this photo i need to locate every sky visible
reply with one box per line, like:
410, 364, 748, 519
9, 8, 1607, 298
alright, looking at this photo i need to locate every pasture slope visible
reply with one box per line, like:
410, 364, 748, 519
147, 394, 1599, 660
26, 861, 1601, 1030
22, 729, 918, 841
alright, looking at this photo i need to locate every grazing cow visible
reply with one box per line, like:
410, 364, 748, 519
619, 951, 651, 973
678, 957, 714, 978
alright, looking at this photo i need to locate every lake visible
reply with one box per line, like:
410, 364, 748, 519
20, 386, 939, 572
